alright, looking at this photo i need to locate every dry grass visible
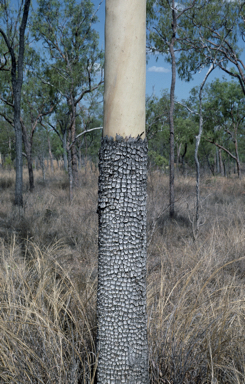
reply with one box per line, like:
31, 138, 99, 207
0, 167, 245, 383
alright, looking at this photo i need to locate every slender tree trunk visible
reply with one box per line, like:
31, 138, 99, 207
219, 149, 224, 176
84, 134, 88, 175
216, 147, 220, 174
97, 1, 149, 382
70, 102, 78, 186
176, 142, 181, 177
234, 137, 241, 178
78, 143, 82, 170
181, 142, 187, 177
194, 63, 215, 238
236, 158, 241, 178
169, 4, 176, 218
62, 134, 68, 171
47, 134, 54, 173
0, 0, 31, 206
194, 103, 202, 236
27, 153, 34, 191
206, 139, 241, 179
206, 154, 214, 176
22, 123, 34, 192
223, 160, 227, 177
39, 155, 45, 181
67, 148, 73, 202
14, 109, 23, 205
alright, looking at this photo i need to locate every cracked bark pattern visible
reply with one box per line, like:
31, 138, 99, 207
97, 135, 149, 384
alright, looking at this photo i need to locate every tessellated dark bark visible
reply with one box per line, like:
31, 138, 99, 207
97, 135, 149, 384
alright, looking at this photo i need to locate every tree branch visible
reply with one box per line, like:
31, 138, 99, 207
69, 126, 103, 149
205, 138, 237, 161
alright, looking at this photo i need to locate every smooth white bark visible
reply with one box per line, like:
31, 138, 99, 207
103, 0, 146, 138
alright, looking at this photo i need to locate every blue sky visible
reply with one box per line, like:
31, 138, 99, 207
93, 0, 244, 101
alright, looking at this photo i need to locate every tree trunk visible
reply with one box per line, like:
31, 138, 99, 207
234, 138, 241, 178
97, 136, 148, 383
2, 0, 31, 206
97, 0, 149, 382
67, 148, 73, 202
206, 154, 214, 176
39, 155, 45, 181
169, 4, 176, 218
219, 149, 224, 176
27, 154, 34, 192
194, 63, 215, 239
70, 103, 78, 186
176, 142, 181, 177
22, 123, 34, 192
181, 142, 187, 177
14, 115, 23, 205
78, 141, 82, 170
216, 147, 220, 174
47, 134, 54, 173
62, 134, 68, 171
223, 160, 227, 177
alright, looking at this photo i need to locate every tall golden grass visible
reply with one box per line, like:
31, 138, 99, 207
0, 167, 245, 383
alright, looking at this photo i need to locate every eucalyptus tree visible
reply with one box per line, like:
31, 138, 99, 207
0, 46, 56, 192
45, 103, 70, 171
0, 0, 31, 206
178, 0, 245, 94
97, 0, 149, 382
146, 91, 197, 173
147, 0, 197, 218
45, 91, 102, 200
203, 79, 245, 178
21, 73, 56, 191
192, 64, 217, 237
32, 0, 103, 190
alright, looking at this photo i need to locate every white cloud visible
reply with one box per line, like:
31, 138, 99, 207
148, 66, 170, 73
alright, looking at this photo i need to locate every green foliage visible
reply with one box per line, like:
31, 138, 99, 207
0, 119, 15, 156
79, 114, 103, 164
148, 150, 168, 169
32, 0, 103, 100
147, 0, 203, 65
176, 0, 244, 88
51, 132, 63, 159
4, 153, 13, 169
146, 91, 198, 169
202, 79, 245, 148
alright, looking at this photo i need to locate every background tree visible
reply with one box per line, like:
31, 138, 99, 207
0, 51, 56, 192
0, 0, 31, 206
147, 0, 197, 217
146, 91, 197, 174
32, 0, 103, 194
97, 0, 149, 382
146, 92, 170, 171
178, 0, 245, 94
0, 117, 15, 168
203, 79, 245, 178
